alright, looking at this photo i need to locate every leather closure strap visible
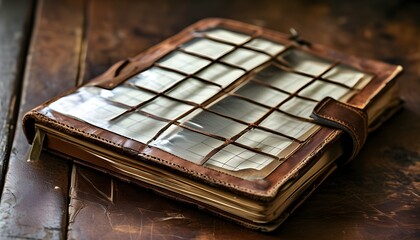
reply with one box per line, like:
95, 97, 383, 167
310, 97, 368, 161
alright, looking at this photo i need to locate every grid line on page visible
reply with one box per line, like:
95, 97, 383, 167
143, 29, 286, 145
199, 61, 340, 164
48, 26, 377, 173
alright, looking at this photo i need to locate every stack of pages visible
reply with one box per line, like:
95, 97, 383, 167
23, 18, 402, 231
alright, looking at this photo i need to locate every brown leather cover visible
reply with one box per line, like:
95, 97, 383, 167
311, 97, 368, 160
21, 18, 402, 230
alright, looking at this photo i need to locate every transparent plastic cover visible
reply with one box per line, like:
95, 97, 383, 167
48, 28, 372, 178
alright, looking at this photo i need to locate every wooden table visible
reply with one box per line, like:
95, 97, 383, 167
0, 0, 419, 239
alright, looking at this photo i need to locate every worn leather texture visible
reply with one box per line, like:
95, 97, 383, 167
311, 97, 368, 160
22, 18, 402, 205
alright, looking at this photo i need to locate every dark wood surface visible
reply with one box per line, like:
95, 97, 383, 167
0, 0, 419, 239
0, 0, 33, 191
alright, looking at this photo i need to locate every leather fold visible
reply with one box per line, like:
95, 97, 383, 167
310, 97, 368, 160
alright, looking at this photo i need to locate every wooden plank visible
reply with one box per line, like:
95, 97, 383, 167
0, 0, 86, 239
81, 0, 175, 82
0, 0, 34, 189
69, 165, 275, 239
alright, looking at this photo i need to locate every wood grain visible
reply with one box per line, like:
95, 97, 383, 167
0, 0, 34, 189
0, 0, 85, 238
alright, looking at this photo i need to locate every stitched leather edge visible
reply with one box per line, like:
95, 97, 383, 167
311, 97, 368, 160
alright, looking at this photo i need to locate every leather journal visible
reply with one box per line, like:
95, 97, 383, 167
23, 18, 403, 231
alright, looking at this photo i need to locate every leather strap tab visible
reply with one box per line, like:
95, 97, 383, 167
310, 97, 368, 160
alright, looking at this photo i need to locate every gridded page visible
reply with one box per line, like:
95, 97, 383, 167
182, 38, 234, 59
139, 97, 194, 120
323, 64, 374, 89
158, 51, 211, 74
234, 82, 289, 107
83, 85, 155, 107
245, 38, 286, 56
204, 29, 251, 44
179, 109, 248, 138
127, 67, 184, 92
151, 125, 225, 164
279, 97, 319, 119
235, 128, 297, 157
221, 48, 271, 70
260, 111, 318, 141
197, 63, 245, 87
255, 65, 313, 93
205, 144, 275, 171
48, 26, 374, 177
107, 112, 168, 143
279, 49, 332, 75
207, 96, 268, 123
298, 81, 352, 101
49, 90, 128, 128
166, 78, 221, 104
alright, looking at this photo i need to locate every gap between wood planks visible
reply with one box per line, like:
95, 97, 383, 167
0, 0, 36, 199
